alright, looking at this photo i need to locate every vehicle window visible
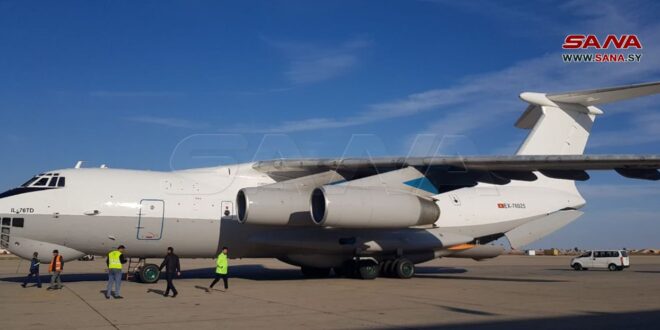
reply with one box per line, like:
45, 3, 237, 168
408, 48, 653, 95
12, 218, 24, 228
33, 177, 49, 186
57, 177, 66, 187
579, 251, 591, 258
48, 177, 58, 187
1, 218, 9, 226
621, 251, 628, 257
595, 251, 603, 258
20, 177, 39, 187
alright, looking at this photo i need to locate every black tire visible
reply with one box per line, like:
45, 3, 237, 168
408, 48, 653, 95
608, 264, 618, 271
358, 261, 379, 280
572, 263, 583, 271
380, 260, 392, 277
616, 266, 624, 271
301, 266, 331, 278
138, 264, 160, 283
386, 259, 398, 277
394, 258, 415, 279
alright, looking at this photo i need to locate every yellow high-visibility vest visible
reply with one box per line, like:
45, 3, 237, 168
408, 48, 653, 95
108, 250, 123, 270
216, 253, 228, 274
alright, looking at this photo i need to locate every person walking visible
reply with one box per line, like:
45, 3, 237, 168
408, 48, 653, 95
208, 247, 229, 292
105, 245, 127, 299
47, 250, 64, 290
159, 247, 181, 298
21, 252, 42, 288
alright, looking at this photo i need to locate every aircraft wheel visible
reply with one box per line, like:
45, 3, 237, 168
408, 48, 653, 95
139, 264, 160, 283
394, 258, 415, 279
380, 260, 392, 277
301, 266, 331, 278
386, 259, 398, 277
358, 260, 379, 280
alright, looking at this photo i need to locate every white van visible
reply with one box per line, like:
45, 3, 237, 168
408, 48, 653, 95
571, 250, 630, 271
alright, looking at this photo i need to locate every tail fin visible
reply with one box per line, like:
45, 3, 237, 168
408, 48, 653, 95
515, 81, 660, 155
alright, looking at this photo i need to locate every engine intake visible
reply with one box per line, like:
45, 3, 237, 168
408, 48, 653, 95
310, 186, 440, 228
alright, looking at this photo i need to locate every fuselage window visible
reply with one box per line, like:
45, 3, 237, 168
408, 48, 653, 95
57, 177, 66, 187
33, 177, 49, 186
1, 217, 10, 226
12, 218, 24, 228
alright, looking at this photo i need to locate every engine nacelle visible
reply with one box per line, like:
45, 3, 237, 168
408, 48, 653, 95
310, 186, 440, 228
237, 187, 312, 225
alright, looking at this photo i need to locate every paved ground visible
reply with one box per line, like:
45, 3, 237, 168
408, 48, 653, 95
0, 255, 659, 329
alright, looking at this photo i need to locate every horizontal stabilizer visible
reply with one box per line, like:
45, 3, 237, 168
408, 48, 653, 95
546, 81, 660, 106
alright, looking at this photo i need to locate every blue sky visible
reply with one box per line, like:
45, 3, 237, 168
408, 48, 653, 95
1, 0, 659, 248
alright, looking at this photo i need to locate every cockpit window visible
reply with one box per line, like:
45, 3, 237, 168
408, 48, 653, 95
33, 177, 49, 186
20, 177, 39, 187
19, 174, 66, 188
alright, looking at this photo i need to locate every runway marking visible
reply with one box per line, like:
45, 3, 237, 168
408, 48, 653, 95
65, 286, 119, 330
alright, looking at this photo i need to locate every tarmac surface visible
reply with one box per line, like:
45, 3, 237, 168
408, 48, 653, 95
0, 255, 659, 329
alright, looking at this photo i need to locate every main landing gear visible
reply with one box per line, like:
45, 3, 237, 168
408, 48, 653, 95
301, 258, 415, 280
379, 258, 415, 279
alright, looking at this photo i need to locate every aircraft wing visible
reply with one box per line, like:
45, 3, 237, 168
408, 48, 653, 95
253, 154, 660, 183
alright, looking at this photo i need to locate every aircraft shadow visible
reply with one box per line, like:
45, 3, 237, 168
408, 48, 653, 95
413, 274, 566, 283
415, 266, 467, 274
0, 265, 470, 283
372, 309, 660, 330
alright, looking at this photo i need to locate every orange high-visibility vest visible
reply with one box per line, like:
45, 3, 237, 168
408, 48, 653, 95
50, 255, 62, 272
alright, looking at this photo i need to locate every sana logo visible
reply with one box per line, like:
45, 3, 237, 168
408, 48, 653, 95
562, 34, 642, 49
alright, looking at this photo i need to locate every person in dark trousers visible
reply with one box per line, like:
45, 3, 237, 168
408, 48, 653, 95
21, 252, 42, 288
159, 247, 181, 298
105, 245, 127, 299
47, 249, 64, 290
208, 247, 229, 292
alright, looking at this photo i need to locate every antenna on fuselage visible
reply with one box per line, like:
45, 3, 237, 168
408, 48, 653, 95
74, 161, 85, 169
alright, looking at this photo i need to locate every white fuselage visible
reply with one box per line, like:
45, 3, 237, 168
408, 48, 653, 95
0, 163, 585, 266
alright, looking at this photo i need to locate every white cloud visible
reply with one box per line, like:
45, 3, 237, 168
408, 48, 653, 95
241, 2, 660, 137
267, 36, 371, 84
127, 116, 207, 129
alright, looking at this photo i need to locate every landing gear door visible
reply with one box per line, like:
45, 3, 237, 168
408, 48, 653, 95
137, 199, 164, 240
221, 201, 233, 220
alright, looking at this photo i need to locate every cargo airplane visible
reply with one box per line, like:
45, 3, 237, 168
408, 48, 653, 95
1, 82, 659, 281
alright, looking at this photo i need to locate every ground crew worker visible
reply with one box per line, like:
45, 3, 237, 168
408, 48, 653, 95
105, 245, 126, 299
21, 252, 42, 288
47, 250, 63, 290
159, 247, 181, 298
208, 247, 229, 292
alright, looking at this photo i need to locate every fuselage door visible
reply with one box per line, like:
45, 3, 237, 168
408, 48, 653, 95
137, 199, 164, 240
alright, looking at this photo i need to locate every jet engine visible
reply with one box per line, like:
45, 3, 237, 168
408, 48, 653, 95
310, 186, 440, 228
237, 187, 313, 225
